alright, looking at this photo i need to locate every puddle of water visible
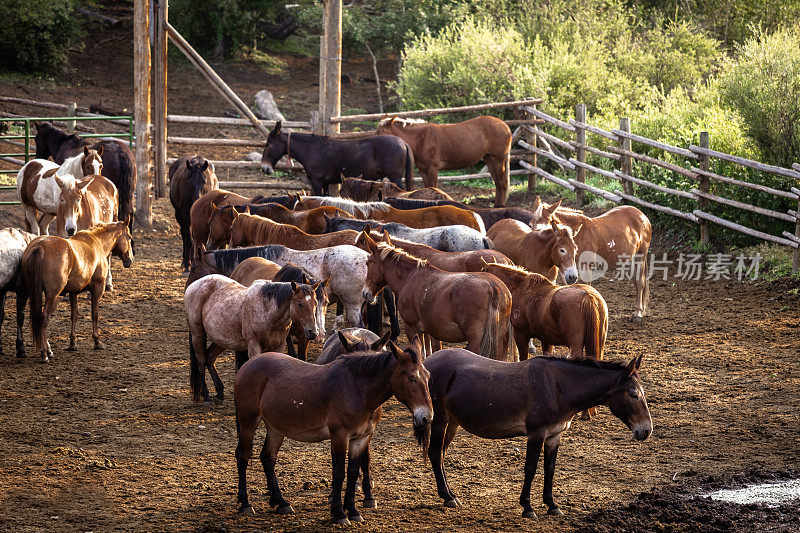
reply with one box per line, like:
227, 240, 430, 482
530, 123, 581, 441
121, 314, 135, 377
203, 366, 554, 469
704, 479, 800, 506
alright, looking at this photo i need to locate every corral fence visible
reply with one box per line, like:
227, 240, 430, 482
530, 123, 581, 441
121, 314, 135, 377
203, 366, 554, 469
518, 103, 800, 272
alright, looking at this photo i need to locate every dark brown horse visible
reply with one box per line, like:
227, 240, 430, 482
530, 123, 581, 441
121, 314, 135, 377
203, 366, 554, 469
377, 116, 511, 206
234, 337, 432, 524
228, 212, 360, 249
340, 176, 452, 202
317, 328, 391, 365
169, 156, 219, 273
424, 348, 652, 517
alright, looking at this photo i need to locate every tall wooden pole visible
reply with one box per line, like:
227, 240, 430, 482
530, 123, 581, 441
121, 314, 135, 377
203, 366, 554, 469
575, 103, 586, 207
698, 131, 711, 245
322, 0, 342, 136
619, 117, 634, 195
134, 0, 153, 226
153, 0, 168, 198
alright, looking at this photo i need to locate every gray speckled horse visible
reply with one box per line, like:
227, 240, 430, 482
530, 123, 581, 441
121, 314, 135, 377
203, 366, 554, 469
0, 228, 37, 357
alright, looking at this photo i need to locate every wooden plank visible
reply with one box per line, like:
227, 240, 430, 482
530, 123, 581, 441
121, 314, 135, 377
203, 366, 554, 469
690, 167, 799, 200
569, 119, 616, 141
524, 126, 574, 152
152, 0, 167, 198
782, 231, 800, 244
504, 118, 545, 126
167, 115, 310, 128
791, 187, 800, 197
614, 170, 695, 199
611, 128, 698, 159
793, 163, 800, 172
575, 103, 586, 206
218, 181, 309, 190
619, 118, 634, 196
332, 99, 543, 124
166, 158, 300, 170
568, 140, 619, 161
615, 191, 699, 222
697, 131, 711, 244
570, 158, 617, 180
518, 140, 575, 170
609, 146, 698, 180
567, 179, 622, 203
133, 0, 152, 226
691, 188, 797, 222
689, 145, 800, 180
168, 136, 264, 147
522, 106, 575, 132
519, 161, 575, 191
693, 210, 798, 248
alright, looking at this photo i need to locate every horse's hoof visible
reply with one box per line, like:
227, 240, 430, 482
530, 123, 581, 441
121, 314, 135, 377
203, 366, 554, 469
276, 504, 294, 515
444, 498, 461, 508
332, 517, 351, 526
15, 351, 26, 358
182, 270, 191, 278
630, 315, 644, 323
239, 505, 255, 515
40, 356, 49, 363
66, 345, 77, 352
94, 342, 105, 350
213, 397, 224, 406
522, 509, 537, 519
547, 507, 564, 516
362, 498, 377, 509
348, 514, 364, 523
579, 412, 591, 421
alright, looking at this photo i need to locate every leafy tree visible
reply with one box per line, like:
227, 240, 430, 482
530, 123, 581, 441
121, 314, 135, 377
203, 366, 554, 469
0, 0, 78, 72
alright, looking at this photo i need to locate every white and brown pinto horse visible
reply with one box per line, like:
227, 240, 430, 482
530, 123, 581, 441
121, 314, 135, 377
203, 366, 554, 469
0, 228, 37, 358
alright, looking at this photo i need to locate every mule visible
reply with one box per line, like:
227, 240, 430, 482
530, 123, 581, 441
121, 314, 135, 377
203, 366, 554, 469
487, 219, 580, 284
529, 197, 653, 322
34, 122, 136, 231
185, 275, 324, 403
0, 228, 36, 357
169, 156, 219, 272
234, 336, 432, 524
424, 348, 652, 516
260, 121, 415, 195
340, 176, 452, 202
360, 231, 512, 359
377, 116, 511, 206
21, 222, 134, 362
323, 217, 491, 252
228, 211, 360, 249
383, 196, 535, 229
317, 328, 391, 365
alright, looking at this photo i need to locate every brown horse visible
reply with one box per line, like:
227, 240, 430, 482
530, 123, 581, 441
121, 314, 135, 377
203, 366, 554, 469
317, 328, 391, 365
340, 176, 452, 202
230, 257, 282, 287
169, 156, 219, 273
55, 175, 118, 238
228, 212, 360, 249
529, 197, 653, 322
377, 116, 511, 206
234, 336, 432, 524
185, 274, 324, 403
189, 189, 251, 251
21, 222, 134, 362
487, 219, 580, 284
360, 231, 511, 359
424, 348, 652, 516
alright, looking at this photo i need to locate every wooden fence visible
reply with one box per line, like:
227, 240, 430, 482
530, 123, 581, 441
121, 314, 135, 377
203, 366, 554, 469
519, 103, 800, 272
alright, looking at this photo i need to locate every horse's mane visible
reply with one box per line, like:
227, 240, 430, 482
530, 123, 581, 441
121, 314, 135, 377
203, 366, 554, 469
305, 197, 391, 218
385, 197, 440, 209
258, 281, 300, 306
539, 356, 629, 373
379, 117, 427, 127
336, 350, 396, 376
376, 242, 428, 268
273, 263, 317, 285
341, 177, 380, 201
206, 245, 287, 275
484, 261, 551, 285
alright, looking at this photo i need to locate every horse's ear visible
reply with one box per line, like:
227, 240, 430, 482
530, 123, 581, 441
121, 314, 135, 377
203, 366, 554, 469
543, 199, 562, 219
84, 146, 90, 156
387, 340, 403, 360
371, 331, 391, 351
533, 196, 541, 210
33, 121, 41, 131
77, 178, 93, 191
186, 159, 192, 169
244, 205, 251, 215
361, 230, 378, 253
549, 219, 559, 233
382, 230, 392, 245
338, 331, 356, 352
201, 159, 208, 172
572, 223, 583, 238
409, 335, 424, 358
377, 189, 383, 201
52, 171, 66, 189
387, 117, 396, 127
96, 145, 103, 157
290, 280, 298, 291
626, 354, 644, 377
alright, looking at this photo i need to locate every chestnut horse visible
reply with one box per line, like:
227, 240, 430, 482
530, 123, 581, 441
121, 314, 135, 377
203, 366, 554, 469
529, 197, 653, 322
360, 231, 511, 359
487, 219, 580, 284
340, 176, 452, 202
21, 222, 134, 362
377, 116, 511, 206
229, 257, 282, 286
190, 189, 251, 251
169, 156, 219, 272
185, 275, 324, 403
424, 349, 652, 516
229, 212, 360, 249
55, 175, 118, 238
234, 337, 432, 524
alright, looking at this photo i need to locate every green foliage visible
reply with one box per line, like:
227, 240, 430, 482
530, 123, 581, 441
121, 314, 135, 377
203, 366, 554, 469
0, 0, 78, 72
717, 26, 800, 168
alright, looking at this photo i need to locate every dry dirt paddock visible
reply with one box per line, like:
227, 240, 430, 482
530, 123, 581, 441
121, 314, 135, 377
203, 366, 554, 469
0, 197, 798, 532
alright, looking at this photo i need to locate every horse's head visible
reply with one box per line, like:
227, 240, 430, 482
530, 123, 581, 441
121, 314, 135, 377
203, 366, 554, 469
207, 203, 239, 249
387, 336, 432, 457
529, 196, 563, 227
33, 121, 53, 159
605, 354, 653, 441
55, 173, 92, 237
533, 220, 581, 284
358, 230, 387, 304
261, 121, 286, 175
187, 156, 215, 194
82, 146, 104, 176
288, 280, 323, 341
338, 330, 391, 354
112, 219, 135, 268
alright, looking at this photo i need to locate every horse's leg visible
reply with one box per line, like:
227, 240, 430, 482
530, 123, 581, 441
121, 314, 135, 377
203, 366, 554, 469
179, 220, 192, 273
496, 318, 511, 361
15, 288, 28, 358
39, 213, 55, 236
425, 167, 439, 188
234, 350, 249, 370
632, 247, 650, 322
296, 335, 309, 362
89, 285, 105, 350
235, 407, 259, 513
542, 433, 564, 516
514, 330, 531, 361
23, 207, 38, 235
66, 292, 79, 351
430, 337, 442, 354
520, 435, 544, 519
360, 432, 377, 509
260, 426, 293, 513
485, 155, 509, 207
205, 342, 226, 404
384, 290, 400, 341
329, 434, 350, 525
0, 290, 6, 356
346, 303, 364, 329
190, 329, 211, 403
40, 291, 59, 362
105, 255, 114, 292
285, 335, 297, 358
540, 342, 554, 356
429, 414, 461, 507
344, 435, 369, 522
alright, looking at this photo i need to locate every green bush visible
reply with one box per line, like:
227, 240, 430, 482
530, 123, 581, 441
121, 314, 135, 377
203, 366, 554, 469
0, 0, 78, 72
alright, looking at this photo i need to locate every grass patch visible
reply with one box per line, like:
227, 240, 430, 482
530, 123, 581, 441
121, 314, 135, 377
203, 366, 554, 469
234, 49, 287, 75
261, 35, 315, 57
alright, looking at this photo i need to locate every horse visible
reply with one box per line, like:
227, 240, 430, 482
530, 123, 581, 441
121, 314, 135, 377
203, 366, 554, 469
360, 231, 512, 359
0, 228, 36, 358
322, 216, 491, 252
233, 336, 432, 524
229, 257, 282, 287
377, 116, 511, 206
383, 196, 535, 229
169, 156, 219, 273
228, 211, 360, 249
529, 197, 653, 322
189, 189, 252, 251
201, 244, 370, 329
487, 219, 580, 284
340, 176, 452, 202
55, 175, 118, 238
57, 146, 104, 178
260, 121, 415, 195
292, 196, 391, 217
34, 122, 136, 232
317, 328, 391, 365
423, 348, 652, 517
185, 275, 324, 404
21, 222, 134, 362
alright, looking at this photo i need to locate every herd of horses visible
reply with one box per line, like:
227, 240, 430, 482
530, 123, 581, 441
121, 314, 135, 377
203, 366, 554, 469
0, 118, 653, 526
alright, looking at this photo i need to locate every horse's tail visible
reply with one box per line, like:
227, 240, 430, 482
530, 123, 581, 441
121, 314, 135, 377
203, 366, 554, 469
581, 294, 606, 360
403, 143, 415, 190
472, 212, 487, 235
482, 236, 494, 250
188, 331, 203, 402
479, 284, 501, 359
25, 246, 45, 354
115, 142, 136, 232
235, 350, 249, 370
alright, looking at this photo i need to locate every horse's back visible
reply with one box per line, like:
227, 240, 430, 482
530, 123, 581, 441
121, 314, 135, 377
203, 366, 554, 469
318, 328, 379, 365
0, 228, 36, 287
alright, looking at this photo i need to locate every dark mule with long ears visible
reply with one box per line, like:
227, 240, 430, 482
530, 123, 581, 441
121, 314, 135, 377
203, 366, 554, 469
234, 336, 432, 524
424, 348, 652, 517
169, 156, 219, 273
260, 121, 415, 195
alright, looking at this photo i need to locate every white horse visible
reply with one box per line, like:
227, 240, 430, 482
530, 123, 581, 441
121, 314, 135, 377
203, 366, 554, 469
201, 244, 370, 328
0, 227, 37, 357
16, 146, 103, 235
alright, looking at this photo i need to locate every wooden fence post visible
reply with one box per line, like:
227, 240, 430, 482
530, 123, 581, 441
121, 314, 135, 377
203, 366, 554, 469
524, 105, 538, 192
698, 131, 710, 245
66, 102, 77, 134
134, 0, 153, 226
575, 103, 586, 206
152, 0, 168, 198
322, 0, 342, 136
619, 117, 634, 196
